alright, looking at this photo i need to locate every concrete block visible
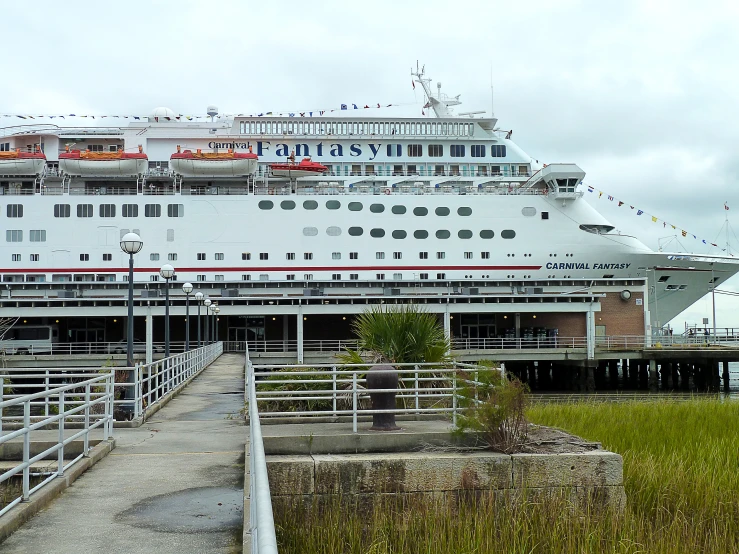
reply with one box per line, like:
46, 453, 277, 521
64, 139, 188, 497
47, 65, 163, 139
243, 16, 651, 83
267, 455, 314, 496
512, 451, 623, 489
451, 452, 512, 490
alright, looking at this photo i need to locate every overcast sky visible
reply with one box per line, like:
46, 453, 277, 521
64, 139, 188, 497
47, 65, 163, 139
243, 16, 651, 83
3, 0, 738, 330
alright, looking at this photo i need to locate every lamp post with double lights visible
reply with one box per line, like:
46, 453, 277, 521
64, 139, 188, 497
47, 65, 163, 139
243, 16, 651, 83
209, 302, 217, 343
182, 282, 193, 351
204, 297, 212, 345
159, 264, 175, 358
195, 291, 204, 348
120, 232, 143, 415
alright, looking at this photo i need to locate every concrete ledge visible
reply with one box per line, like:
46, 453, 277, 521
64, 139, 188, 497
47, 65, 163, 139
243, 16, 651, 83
512, 451, 623, 488
0, 438, 115, 545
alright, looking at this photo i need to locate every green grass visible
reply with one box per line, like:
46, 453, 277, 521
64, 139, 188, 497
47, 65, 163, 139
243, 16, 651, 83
275, 398, 739, 553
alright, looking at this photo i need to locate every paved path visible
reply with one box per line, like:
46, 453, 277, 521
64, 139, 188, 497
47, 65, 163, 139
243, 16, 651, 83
2, 353, 247, 554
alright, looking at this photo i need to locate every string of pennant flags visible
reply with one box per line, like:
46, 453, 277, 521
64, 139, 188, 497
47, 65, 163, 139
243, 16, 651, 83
0, 101, 416, 121
587, 185, 730, 252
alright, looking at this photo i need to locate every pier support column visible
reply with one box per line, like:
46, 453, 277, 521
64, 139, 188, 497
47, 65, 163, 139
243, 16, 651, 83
585, 309, 595, 361
722, 361, 731, 393
585, 363, 596, 392
283, 315, 289, 352
145, 303, 153, 365
648, 359, 658, 391
297, 305, 304, 364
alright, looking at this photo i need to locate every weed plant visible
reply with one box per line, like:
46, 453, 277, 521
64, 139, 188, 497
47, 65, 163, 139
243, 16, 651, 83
275, 398, 739, 553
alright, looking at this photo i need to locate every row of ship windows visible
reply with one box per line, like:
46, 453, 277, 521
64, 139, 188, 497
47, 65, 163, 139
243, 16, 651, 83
258, 200, 474, 215
239, 120, 476, 138
1, 205, 185, 219
190, 273, 451, 282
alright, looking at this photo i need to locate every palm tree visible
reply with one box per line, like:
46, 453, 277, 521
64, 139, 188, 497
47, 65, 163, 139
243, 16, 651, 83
338, 304, 451, 365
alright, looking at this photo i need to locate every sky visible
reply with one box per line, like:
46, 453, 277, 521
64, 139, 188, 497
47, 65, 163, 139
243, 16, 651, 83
2, 0, 738, 330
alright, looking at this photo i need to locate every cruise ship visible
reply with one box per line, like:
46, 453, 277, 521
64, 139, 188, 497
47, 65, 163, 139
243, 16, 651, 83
1, 67, 736, 354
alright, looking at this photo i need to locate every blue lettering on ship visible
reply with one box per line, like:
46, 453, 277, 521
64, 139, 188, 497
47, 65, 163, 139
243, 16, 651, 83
545, 262, 631, 270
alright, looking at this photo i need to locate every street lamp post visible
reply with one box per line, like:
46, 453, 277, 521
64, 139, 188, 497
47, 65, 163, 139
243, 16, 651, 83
120, 232, 143, 415
209, 303, 217, 343
182, 282, 193, 351
204, 298, 212, 345
215, 306, 220, 343
195, 291, 204, 348
711, 263, 717, 341
159, 264, 175, 358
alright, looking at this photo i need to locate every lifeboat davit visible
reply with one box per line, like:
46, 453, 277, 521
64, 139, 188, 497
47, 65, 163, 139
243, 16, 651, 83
169, 146, 258, 177
0, 149, 46, 175
59, 147, 147, 177
270, 156, 328, 178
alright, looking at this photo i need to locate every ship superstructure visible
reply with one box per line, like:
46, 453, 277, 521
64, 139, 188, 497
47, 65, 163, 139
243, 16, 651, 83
1, 68, 737, 348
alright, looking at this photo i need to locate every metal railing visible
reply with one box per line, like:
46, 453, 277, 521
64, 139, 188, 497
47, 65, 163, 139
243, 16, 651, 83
0, 372, 114, 517
245, 348, 278, 553
0, 342, 223, 422
0, 340, 192, 356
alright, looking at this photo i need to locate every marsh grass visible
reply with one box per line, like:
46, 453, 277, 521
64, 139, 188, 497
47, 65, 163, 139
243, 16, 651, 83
275, 398, 739, 553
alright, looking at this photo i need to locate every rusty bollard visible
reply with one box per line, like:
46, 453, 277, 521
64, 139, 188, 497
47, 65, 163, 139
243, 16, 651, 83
366, 364, 400, 431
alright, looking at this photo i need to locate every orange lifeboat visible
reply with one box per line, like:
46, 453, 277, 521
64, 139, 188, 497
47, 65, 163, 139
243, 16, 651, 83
0, 149, 46, 175
59, 146, 147, 176
270, 155, 328, 178
169, 146, 258, 177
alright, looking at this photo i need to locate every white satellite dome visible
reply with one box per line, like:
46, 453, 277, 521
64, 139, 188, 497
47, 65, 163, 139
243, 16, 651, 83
148, 107, 177, 122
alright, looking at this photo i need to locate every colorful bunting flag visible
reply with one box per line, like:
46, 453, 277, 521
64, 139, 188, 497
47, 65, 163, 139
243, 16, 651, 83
637, 210, 643, 215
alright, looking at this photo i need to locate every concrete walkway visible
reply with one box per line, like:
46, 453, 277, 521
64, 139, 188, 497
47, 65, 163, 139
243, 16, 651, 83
2, 353, 247, 554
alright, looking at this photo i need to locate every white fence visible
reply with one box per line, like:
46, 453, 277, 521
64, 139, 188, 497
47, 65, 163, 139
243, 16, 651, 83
0, 372, 114, 517
0, 341, 197, 356
245, 351, 278, 553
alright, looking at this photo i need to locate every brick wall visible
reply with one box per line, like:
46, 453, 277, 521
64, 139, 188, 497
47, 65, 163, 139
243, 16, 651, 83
597, 292, 645, 335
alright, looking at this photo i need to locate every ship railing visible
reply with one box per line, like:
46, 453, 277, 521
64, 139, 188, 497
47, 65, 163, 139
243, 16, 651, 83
0, 342, 222, 424
248, 360, 491, 432
0, 372, 114, 517
245, 347, 278, 554
0, 341, 192, 356
451, 337, 587, 350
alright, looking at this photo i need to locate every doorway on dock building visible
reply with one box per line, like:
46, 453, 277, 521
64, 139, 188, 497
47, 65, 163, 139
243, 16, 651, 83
227, 316, 265, 344
460, 314, 496, 340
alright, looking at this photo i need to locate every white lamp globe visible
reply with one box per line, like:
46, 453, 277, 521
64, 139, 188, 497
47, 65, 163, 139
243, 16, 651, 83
120, 232, 143, 254
160, 264, 175, 279
195, 291, 204, 301
182, 282, 193, 294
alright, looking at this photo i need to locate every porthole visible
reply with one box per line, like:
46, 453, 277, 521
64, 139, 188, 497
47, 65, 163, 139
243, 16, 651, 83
522, 207, 536, 217
436, 230, 451, 239
413, 207, 428, 216
501, 230, 516, 239
258, 200, 273, 210
414, 230, 429, 239
370, 204, 385, 213
348, 202, 363, 211
458, 230, 473, 239
326, 200, 341, 210
391, 205, 407, 214
348, 227, 363, 236
480, 230, 495, 239
457, 207, 472, 216
303, 227, 318, 236
303, 200, 318, 210
326, 226, 342, 236
370, 228, 386, 238
392, 230, 407, 239
281, 200, 296, 210
435, 207, 450, 216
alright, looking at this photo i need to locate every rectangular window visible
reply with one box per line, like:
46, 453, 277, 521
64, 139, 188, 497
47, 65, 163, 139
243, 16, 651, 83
304, 274, 313, 280
197, 253, 206, 260
260, 253, 269, 260
11, 254, 21, 262
150, 275, 160, 282
103, 253, 112, 261
286, 253, 295, 260
376, 252, 385, 260
150, 253, 160, 261
242, 252, 251, 260
122, 204, 138, 217
242, 274, 251, 281
471, 145, 486, 157
491, 144, 507, 158
428, 144, 443, 157
386, 144, 402, 157
6, 230, 22, 242
332, 252, 341, 260
376, 273, 385, 280
450, 145, 465, 157
215, 275, 224, 281
436, 252, 445, 259
350, 273, 359, 280
54, 204, 70, 218
481, 251, 490, 259
167, 204, 184, 217
145, 204, 161, 217
215, 253, 224, 260
80, 254, 89, 261
7, 204, 23, 218
350, 252, 358, 259
30, 254, 39, 262
168, 253, 177, 261
99, 204, 115, 217
29, 230, 46, 242
393, 252, 402, 260
332, 273, 342, 280
87, 144, 104, 152
393, 273, 402, 280
437, 273, 446, 279
407, 144, 422, 157
419, 251, 428, 259
197, 274, 206, 282
286, 274, 296, 281
420, 273, 428, 280
541, 212, 549, 220
77, 204, 93, 218
304, 253, 313, 260
464, 252, 473, 259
